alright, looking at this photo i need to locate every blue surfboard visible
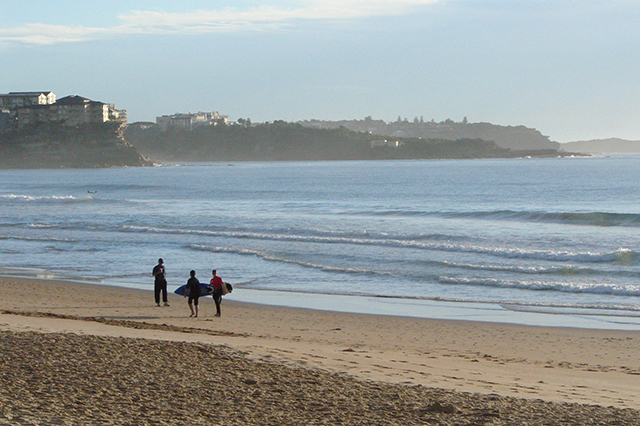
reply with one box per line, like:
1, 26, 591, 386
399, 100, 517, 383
174, 283, 214, 297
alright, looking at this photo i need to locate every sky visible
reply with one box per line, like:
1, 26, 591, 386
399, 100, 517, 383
1, 0, 639, 142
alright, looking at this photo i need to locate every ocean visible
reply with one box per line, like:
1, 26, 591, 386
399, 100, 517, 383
1, 156, 640, 329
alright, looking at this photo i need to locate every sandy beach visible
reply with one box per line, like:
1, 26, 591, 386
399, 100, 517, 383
1, 277, 639, 425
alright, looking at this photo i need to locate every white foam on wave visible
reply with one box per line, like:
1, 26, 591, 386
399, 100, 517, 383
502, 302, 640, 316
372, 209, 640, 228
125, 224, 638, 266
441, 260, 592, 275
0, 235, 78, 243
0, 194, 94, 203
438, 276, 640, 297
188, 244, 385, 276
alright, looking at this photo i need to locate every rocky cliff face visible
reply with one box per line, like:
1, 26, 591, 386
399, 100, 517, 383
0, 122, 152, 169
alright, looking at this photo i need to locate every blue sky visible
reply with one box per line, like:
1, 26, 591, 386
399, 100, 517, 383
1, 0, 639, 142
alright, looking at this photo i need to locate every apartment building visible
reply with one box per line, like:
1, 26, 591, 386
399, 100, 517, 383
0, 92, 127, 129
44, 95, 127, 126
0, 91, 56, 109
156, 111, 228, 131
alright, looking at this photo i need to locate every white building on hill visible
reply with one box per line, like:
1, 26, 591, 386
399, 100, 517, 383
0, 91, 56, 109
156, 111, 228, 131
0, 92, 127, 129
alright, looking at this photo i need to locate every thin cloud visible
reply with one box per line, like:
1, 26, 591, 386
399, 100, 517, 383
0, 23, 113, 45
0, 0, 441, 46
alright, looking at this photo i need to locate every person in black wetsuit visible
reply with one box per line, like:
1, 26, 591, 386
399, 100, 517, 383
152, 258, 169, 307
185, 270, 200, 318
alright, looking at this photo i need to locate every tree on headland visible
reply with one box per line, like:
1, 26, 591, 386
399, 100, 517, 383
124, 120, 577, 163
237, 118, 252, 128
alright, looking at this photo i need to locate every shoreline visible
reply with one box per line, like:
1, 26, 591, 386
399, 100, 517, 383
234, 288, 640, 331
3, 270, 640, 331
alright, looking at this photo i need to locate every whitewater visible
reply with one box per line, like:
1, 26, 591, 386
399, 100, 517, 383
1, 156, 640, 329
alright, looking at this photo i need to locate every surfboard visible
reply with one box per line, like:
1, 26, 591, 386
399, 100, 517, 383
174, 283, 214, 297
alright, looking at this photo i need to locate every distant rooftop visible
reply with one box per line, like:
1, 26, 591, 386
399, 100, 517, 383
4, 91, 54, 97
56, 95, 91, 104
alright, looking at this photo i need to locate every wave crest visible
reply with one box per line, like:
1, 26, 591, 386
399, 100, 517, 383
128, 225, 638, 266
372, 209, 640, 227
438, 276, 640, 297
0, 194, 94, 203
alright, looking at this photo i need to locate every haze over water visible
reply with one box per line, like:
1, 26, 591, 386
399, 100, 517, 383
1, 155, 640, 329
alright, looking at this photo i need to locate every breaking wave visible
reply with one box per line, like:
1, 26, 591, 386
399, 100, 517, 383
371, 209, 640, 227
438, 276, 640, 297
0, 194, 95, 203
188, 244, 390, 276
127, 225, 638, 266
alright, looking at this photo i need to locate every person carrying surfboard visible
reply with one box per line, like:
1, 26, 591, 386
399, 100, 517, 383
209, 269, 224, 317
185, 270, 201, 318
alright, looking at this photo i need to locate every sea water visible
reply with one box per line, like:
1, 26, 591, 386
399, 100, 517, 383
1, 156, 640, 329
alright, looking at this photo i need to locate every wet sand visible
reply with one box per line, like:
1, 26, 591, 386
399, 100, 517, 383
1, 277, 639, 425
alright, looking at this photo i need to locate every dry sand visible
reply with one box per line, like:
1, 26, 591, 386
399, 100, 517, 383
1, 277, 639, 425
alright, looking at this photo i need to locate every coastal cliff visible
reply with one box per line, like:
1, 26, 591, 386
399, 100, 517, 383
298, 118, 560, 151
560, 138, 640, 153
126, 121, 578, 162
0, 122, 152, 169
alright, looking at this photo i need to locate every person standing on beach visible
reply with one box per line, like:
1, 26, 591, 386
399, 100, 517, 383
185, 270, 201, 318
152, 258, 169, 307
209, 269, 224, 317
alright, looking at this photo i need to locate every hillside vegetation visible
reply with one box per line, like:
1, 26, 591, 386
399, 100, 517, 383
298, 117, 559, 151
126, 121, 573, 163
560, 138, 640, 153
